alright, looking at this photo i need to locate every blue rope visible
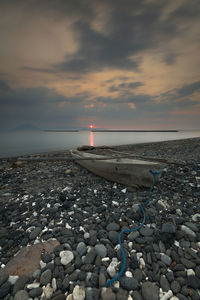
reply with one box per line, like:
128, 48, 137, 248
106, 170, 162, 287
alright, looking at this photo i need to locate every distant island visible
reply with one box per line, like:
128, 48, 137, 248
43, 129, 79, 132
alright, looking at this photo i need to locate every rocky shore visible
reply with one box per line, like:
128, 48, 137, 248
0, 138, 200, 300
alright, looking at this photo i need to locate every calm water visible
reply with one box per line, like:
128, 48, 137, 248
0, 130, 200, 158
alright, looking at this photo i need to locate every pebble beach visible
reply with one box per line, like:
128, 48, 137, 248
0, 137, 200, 300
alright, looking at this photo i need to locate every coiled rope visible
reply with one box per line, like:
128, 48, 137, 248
106, 170, 162, 287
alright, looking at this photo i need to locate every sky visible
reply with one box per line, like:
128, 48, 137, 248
0, 0, 200, 130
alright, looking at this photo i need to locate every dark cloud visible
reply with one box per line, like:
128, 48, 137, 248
0, 80, 13, 93
108, 81, 144, 92
163, 53, 179, 65
175, 81, 200, 97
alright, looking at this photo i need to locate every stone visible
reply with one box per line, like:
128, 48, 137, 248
161, 254, 172, 266
106, 223, 120, 231
76, 242, 87, 256
160, 275, 170, 292
29, 227, 42, 240
72, 285, 86, 300
99, 273, 106, 287
180, 257, 196, 269
0, 239, 59, 277
101, 287, 116, 300
13, 275, 29, 294
41, 285, 54, 299
161, 223, 176, 234
180, 225, 196, 238
0, 273, 9, 287
0, 281, 12, 298
119, 276, 139, 290
171, 280, 181, 293
95, 244, 107, 258
132, 291, 143, 300
116, 289, 128, 300
60, 250, 74, 265
187, 275, 200, 289
51, 295, 66, 300
142, 281, 159, 300
107, 259, 119, 278
159, 240, 166, 253
29, 287, 43, 297
140, 227, 154, 236
108, 231, 119, 244
40, 269, 52, 285
128, 231, 140, 241
84, 248, 96, 264
14, 290, 29, 300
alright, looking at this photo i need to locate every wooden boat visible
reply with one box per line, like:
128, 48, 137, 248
71, 149, 164, 188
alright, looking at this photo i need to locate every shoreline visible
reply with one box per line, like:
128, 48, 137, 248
0, 137, 200, 299
1, 136, 200, 162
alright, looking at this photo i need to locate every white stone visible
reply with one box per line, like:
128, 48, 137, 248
107, 259, 119, 278
160, 290, 173, 300
125, 271, 133, 278
170, 297, 179, 300
112, 201, 119, 206
52, 278, 57, 292
66, 294, 73, 300
192, 213, 200, 222
65, 223, 72, 229
41, 285, 54, 299
73, 285, 85, 300
139, 258, 145, 269
176, 209, 182, 216
128, 296, 133, 300
40, 260, 46, 269
27, 282, 40, 289
33, 211, 37, 217
8, 275, 19, 284
187, 269, 195, 276
114, 281, 120, 288
84, 232, 90, 239
121, 188, 127, 193
60, 250, 74, 265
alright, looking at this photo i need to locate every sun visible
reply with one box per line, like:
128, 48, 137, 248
89, 124, 94, 129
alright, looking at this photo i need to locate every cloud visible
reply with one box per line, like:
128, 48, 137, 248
108, 81, 144, 92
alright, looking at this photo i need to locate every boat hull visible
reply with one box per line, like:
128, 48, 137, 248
71, 150, 164, 187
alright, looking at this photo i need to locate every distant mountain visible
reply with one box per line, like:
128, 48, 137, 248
14, 124, 41, 131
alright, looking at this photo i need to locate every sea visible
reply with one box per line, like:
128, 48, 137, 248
0, 130, 200, 158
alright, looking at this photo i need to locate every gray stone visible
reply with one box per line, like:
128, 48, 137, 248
76, 242, 87, 256
29, 287, 43, 297
94, 244, 107, 258
14, 290, 29, 300
99, 273, 106, 287
108, 231, 119, 244
40, 269, 52, 285
132, 291, 143, 300
13, 275, 29, 294
128, 231, 140, 241
161, 223, 176, 233
0, 273, 9, 287
187, 275, 200, 289
119, 276, 139, 291
142, 281, 159, 300
176, 294, 188, 300
140, 227, 154, 236
160, 275, 170, 292
106, 223, 120, 231
161, 254, 172, 266
0, 281, 12, 298
181, 257, 196, 269
180, 225, 196, 238
180, 241, 190, 248
101, 287, 116, 300
171, 280, 181, 293
29, 227, 42, 240
116, 288, 128, 300
84, 248, 96, 264
159, 240, 166, 253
